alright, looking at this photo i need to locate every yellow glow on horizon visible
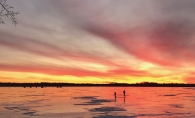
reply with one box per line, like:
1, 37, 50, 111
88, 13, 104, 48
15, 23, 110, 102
0, 71, 187, 84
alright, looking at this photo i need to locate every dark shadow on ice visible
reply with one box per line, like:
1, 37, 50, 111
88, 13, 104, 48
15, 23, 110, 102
73, 95, 129, 118
89, 107, 131, 118
74, 103, 102, 105
170, 104, 184, 108
73, 96, 131, 118
89, 107, 126, 112
162, 94, 176, 96
28, 99, 48, 104
90, 99, 114, 103
73, 96, 99, 100
73, 96, 114, 106
74, 99, 114, 106
4, 106, 41, 116
23, 111, 39, 116
4, 106, 18, 110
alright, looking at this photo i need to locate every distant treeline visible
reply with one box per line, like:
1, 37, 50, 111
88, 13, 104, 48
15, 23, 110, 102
0, 82, 195, 87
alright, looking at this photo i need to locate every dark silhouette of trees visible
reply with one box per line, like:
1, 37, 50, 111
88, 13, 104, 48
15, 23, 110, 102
0, 0, 19, 26
0, 82, 195, 87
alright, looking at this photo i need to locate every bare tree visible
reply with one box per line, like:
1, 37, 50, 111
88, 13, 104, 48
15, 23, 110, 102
0, 0, 19, 26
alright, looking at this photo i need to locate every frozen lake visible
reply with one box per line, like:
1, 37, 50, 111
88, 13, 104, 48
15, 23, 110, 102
0, 87, 195, 118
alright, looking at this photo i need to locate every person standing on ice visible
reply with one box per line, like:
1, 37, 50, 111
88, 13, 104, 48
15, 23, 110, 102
123, 90, 126, 97
114, 92, 116, 101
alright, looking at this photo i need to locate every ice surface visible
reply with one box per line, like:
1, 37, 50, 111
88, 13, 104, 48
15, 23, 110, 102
0, 87, 195, 118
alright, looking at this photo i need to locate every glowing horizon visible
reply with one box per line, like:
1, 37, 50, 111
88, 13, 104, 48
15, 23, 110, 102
1, 0, 195, 83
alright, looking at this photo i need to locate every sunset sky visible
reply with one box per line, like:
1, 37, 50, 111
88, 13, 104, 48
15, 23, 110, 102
1, 0, 195, 83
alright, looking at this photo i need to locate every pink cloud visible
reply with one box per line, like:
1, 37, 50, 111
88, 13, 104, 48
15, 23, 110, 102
50, 0, 195, 67
0, 64, 157, 77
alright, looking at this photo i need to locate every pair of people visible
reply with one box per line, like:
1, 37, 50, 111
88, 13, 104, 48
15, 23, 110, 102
114, 90, 126, 98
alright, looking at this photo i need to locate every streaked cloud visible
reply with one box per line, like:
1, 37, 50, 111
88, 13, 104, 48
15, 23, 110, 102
1, 0, 195, 83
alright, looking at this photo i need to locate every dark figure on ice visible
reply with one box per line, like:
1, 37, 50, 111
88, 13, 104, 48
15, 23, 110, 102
123, 90, 126, 97
114, 92, 116, 101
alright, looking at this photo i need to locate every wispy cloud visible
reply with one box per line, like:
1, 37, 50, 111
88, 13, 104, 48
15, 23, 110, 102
1, 0, 195, 83
53, 0, 195, 67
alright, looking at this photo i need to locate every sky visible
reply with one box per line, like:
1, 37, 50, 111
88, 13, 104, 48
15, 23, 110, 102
1, 0, 195, 83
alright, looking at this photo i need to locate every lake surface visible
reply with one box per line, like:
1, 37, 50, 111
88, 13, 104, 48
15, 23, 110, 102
0, 87, 195, 118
